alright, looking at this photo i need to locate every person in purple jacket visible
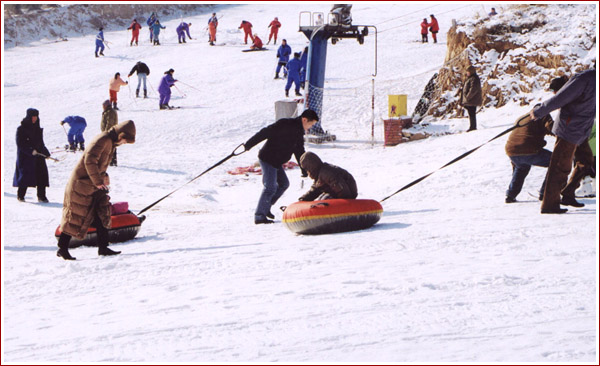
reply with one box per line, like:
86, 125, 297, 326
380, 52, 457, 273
158, 69, 177, 110
530, 68, 596, 214
176, 22, 192, 44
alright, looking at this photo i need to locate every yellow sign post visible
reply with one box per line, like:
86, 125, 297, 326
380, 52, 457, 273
388, 95, 407, 117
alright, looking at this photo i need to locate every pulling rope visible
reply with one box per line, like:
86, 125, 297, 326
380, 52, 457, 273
137, 144, 246, 215
380, 114, 531, 203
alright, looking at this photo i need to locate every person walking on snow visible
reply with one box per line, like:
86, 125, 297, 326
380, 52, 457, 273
95, 27, 105, 57
176, 22, 192, 43
298, 151, 358, 201
147, 12, 158, 42
13, 108, 50, 203
109, 72, 128, 111
127, 19, 142, 46
275, 39, 291, 79
299, 46, 308, 89
208, 13, 218, 45
267, 17, 281, 45
151, 20, 166, 45
100, 100, 119, 166
243, 109, 319, 224
429, 14, 439, 43
459, 65, 482, 132
420, 18, 429, 43
56, 120, 136, 260
158, 68, 177, 110
61, 116, 87, 151
128, 61, 150, 98
250, 34, 263, 50
285, 52, 302, 97
238, 20, 254, 44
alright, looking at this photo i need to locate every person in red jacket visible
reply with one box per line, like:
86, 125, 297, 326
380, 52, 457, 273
267, 17, 281, 45
250, 34, 263, 50
420, 18, 429, 43
127, 19, 142, 46
238, 20, 254, 44
429, 14, 439, 43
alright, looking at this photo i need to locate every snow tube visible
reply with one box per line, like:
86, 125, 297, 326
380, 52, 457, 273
54, 212, 146, 248
282, 199, 383, 235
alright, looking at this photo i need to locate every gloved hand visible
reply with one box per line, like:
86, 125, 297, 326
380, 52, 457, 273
60, 121, 65, 125
243, 144, 249, 151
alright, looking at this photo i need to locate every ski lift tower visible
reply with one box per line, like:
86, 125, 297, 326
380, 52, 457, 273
299, 5, 376, 139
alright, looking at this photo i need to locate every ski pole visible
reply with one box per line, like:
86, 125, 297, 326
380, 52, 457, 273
174, 84, 186, 98
177, 80, 202, 92
137, 144, 246, 215
36, 152, 61, 162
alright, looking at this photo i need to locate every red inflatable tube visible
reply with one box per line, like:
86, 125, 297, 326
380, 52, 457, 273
54, 212, 145, 248
282, 199, 383, 235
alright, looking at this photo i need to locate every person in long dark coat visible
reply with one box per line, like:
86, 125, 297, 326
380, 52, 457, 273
460, 65, 483, 132
13, 108, 50, 202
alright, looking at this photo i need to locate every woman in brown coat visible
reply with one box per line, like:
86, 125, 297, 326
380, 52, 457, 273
298, 151, 358, 201
57, 120, 136, 260
460, 65, 483, 132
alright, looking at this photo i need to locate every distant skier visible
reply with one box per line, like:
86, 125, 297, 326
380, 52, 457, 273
158, 68, 177, 110
420, 18, 429, 43
176, 22, 192, 44
459, 65, 482, 132
151, 20, 166, 45
285, 52, 302, 97
95, 27, 105, 57
267, 17, 281, 45
147, 12, 158, 42
128, 61, 150, 98
127, 19, 142, 46
275, 39, 291, 79
429, 14, 439, 43
299, 46, 308, 89
100, 100, 119, 166
238, 20, 254, 44
109, 72, 128, 110
208, 13, 218, 45
250, 34, 263, 50
298, 152, 358, 201
60, 116, 87, 151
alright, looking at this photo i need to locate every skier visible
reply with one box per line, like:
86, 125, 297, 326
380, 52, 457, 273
531, 69, 596, 214
459, 65, 482, 132
299, 46, 308, 89
56, 120, 137, 260
108, 72, 128, 111
158, 68, 177, 110
285, 52, 302, 97
250, 34, 263, 50
95, 27, 105, 57
420, 18, 429, 43
60, 115, 87, 151
243, 109, 319, 224
238, 20, 254, 44
298, 151, 358, 201
147, 12, 158, 42
208, 13, 218, 45
267, 17, 281, 45
176, 22, 192, 44
13, 108, 50, 203
274, 39, 291, 79
127, 61, 150, 98
429, 14, 439, 43
100, 99, 119, 166
151, 20, 166, 45
127, 19, 142, 46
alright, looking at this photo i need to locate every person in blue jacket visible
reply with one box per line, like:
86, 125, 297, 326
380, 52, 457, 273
285, 52, 302, 97
275, 39, 291, 79
176, 22, 192, 43
61, 116, 87, 151
158, 69, 177, 109
299, 46, 309, 89
95, 27, 105, 58
13, 108, 50, 203
152, 20, 166, 45
147, 12, 158, 42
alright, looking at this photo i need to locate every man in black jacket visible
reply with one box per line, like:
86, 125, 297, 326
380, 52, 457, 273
244, 109, 319, 224
128, 61, 150, 98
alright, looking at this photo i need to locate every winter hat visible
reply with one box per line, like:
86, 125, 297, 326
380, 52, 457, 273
99, 27, 103, 31
549, 76, 568, 93
26, 108, 39, 118
114, 120, 136, 144
299, 151, 323, 178
102, 100, 111, 108
294, 52, 301, 58
466, 65, 477, 74
165, 68, 175, 74
301, 109, 319, 122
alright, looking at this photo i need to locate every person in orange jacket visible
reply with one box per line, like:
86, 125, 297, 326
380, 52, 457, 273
429, 14, 439, 43
127, 19, 142, 46
420, 18, 429, 43
109, 72, 128, 110
250, 34, 263, 50
267, 17, 281, 45
238, 20, 254, 44
208, 12, 218, 45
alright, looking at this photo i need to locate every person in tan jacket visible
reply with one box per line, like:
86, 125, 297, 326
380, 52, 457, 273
100, 99, 119, 166
109, 72, 128, 110
298, 151, 358, 201
56, 120, 136, 260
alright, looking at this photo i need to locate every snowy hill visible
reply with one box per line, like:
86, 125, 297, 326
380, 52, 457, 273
2, 3, 597, 363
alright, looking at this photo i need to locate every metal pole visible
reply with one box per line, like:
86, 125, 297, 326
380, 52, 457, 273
371, 78, 375, 146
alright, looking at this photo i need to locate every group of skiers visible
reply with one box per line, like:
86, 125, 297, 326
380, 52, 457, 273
275, 40, 309, 98
420, 14, 439, 43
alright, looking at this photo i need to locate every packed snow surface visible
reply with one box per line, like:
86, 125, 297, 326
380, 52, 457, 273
2, 3, 597, 363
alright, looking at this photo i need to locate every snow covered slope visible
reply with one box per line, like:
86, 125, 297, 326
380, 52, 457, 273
2, 3, 597, 363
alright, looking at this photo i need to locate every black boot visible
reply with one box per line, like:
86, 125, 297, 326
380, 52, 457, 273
560, 196, 584, 207
136, 89, 140, 98
69, 143, 77, 151
57, 233, 76, 260
285, 90, 289, 97
255, 218, 275, 224
57, 248, 76, 260
274, 72, 280, 79
79, 142, 85, 151
95, 52, 98, 58
295, 90, 302, 96
98, 246, 121, 256
113, 102, 119, 111
143, 89, 147, 98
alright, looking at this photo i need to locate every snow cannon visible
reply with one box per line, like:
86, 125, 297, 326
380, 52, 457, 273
54, 202, 145, 248
282, 199, 383, 235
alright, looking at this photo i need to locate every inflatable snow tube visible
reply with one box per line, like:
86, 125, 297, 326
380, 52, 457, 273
54, 212, 146, 248
282, 199, 383, 235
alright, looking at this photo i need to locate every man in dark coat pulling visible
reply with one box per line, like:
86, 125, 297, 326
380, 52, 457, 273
298, 151, 358, 201
244, 109, 319, 224
13, 108, 51, 203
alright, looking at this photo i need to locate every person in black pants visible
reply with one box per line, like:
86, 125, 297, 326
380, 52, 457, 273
460, 66, 483, 132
